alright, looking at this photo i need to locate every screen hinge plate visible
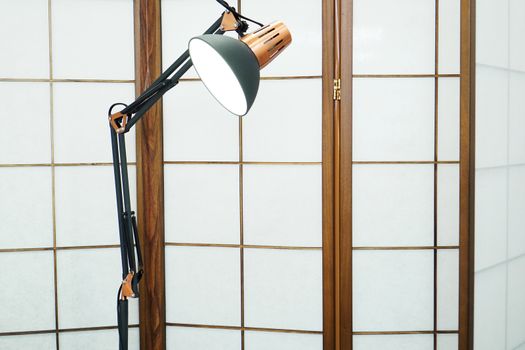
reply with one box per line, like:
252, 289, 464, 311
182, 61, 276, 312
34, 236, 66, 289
333, 78, 341, 101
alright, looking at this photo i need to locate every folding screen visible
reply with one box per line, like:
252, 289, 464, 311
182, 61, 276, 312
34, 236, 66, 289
0, 1, 139, 349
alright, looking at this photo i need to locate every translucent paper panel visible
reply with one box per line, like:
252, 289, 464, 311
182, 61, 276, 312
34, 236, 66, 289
243, 165, 322, 247
0, 252, 55, 332
438, 0, 460, 74
353, 78, 435, 161
508, 166, 525, 258
243, 79, 322, 162
57, 248, 139, 328
244, 249, 322, 331
241, 0, 322, 77
164, 164, 240, 244
245, 331, 322, 350
507, 256, 525, 349
53, 83, 135, 163
353, 335, 433, 350
475, 66, 509, 168
59, 328, 140, 350
437, 250, 459, 330
0, 333, 56, 350
55, 166, 136, 247
509, 0, 525, 72
0, 82, 51, 164
437, 334, 458, 350
166, 326, 241, 350
353, 0, 435, 74
0, 0, 49, 78
353, 250, 434, 331
475, 168, 507, 271
0, 167, 53, 249
52, 0, 134, 79
353, 165, 434, 247
474, 265, 506, 350
437, 165, 460, 246
476, 0, 509, 68
163, 81, 239, 161
438, 78, 460, 161
161, 0, 234, 79
509, 71, 525, 165
165, 246, 241, 326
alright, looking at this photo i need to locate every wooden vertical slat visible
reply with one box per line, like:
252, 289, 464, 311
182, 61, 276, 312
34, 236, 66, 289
459, 0, 475, 349
322, 0, 336, 348
339, 0, 353, 348
134, 1, 165, 350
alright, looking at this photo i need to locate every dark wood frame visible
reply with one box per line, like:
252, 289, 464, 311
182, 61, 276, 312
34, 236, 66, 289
134, 1, 166, 349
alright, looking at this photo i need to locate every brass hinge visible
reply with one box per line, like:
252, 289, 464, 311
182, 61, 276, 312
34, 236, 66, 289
333, 78, 341, 101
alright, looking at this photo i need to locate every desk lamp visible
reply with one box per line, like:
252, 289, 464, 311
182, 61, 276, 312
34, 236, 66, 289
107, 1, 291, 349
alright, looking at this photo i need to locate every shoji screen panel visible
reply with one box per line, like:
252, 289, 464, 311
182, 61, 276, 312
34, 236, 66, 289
0, 1, 139, 349
161, 0, 323, 349
340, 0, 465, 349
475, 0, 525, 349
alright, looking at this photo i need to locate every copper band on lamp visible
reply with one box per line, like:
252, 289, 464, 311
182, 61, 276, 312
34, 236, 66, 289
241, 21, 292, 69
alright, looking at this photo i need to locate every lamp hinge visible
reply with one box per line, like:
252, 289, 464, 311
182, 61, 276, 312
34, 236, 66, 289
333, 78, 341, 101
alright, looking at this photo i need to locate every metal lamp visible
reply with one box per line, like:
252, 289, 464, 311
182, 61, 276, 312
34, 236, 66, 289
107, 1, 291, 349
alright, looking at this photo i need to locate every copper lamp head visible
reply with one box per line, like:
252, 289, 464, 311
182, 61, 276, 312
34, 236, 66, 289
241, 21, 292, 69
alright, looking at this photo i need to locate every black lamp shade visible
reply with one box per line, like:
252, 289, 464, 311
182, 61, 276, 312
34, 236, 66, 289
189, 34, 260, 116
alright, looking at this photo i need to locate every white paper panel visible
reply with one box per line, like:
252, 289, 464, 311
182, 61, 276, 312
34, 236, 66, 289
165, 246, 241, 326
161, 0, 236, 79
509, 71, 525, 165
245, 331, 322, 350
59, 328, 140, 350
353, 78, 435, 161
55, 166, 136, 247
353, 335, 433, 350
474, 265, 506, 350
438, 78, 460, 161
507, 256, 525, 349
0, 0, 49, 78
474, 168, 508, 271
0, 333, 56, 350
164, 164, 239, 244
241, 0, 322, 77
438, 0, 460, 74
53, 82, 135, 164
57, 248, 139, 328
353, 0, 435, 74
508, 165, 525, 258
163, 81, 239, 161
475, 66, 509, 169
51, 0, 134, 79
353, 250, 434, 331
0, 252, 55, 332
437, 165, 460, 246
0, 83, 51, 164
509, 0, 525, 72
353, 165, 434, 247
476, 0, 509, 68
243, 165, 322, 247
244, 249, 322, 331
243, 79, 322, 162
437, 334, 458, 350
437, 250, 459, 330
166, 326, 241, 350
0, 167, 53, 249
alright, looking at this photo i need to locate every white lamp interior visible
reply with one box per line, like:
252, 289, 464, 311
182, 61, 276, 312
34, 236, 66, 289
189, 38, 248, 116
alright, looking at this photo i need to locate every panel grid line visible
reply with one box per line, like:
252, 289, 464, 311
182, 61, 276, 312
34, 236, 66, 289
166, 323, 322, 335
433, 0, 440, 348
0, 324, 140, 338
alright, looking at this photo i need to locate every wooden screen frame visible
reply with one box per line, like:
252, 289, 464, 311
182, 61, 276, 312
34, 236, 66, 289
333, 0, 476, 349
134, 0, 337, 349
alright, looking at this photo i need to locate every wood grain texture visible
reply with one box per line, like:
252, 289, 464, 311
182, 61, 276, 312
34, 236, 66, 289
134, 1, 166, 350
459, 0, 475, 349
322, 0, 336, 349
339, 0, 353, 349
